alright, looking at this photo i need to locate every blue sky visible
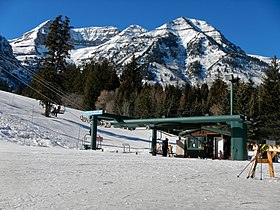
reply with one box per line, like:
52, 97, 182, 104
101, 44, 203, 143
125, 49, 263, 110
0, 0, 279, 57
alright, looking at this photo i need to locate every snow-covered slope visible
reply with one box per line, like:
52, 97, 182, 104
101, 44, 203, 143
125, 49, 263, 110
0, 90, 175, 151
0, 90, 279, 210
8, 17, 271, 86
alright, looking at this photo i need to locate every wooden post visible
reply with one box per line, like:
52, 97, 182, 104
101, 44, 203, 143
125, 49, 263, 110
267, 151, 275, 177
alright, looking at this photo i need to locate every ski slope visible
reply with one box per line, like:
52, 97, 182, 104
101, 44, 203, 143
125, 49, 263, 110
0, 90, 176, 152
0, 90, 279, 209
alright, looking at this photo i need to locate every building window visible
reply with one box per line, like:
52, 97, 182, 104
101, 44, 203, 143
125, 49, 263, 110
187, 137, 204, 149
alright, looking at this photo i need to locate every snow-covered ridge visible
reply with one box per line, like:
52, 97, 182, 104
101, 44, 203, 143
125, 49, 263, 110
6, 17, 272, 87
10, 20, 51, 44
71, 26, 120, 48
72, 26, 120, 41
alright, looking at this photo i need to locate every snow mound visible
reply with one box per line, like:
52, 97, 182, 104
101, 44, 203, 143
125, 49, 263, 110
0, 112, 66, 147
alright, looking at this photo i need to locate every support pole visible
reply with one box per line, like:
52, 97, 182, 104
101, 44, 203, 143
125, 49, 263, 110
230, 80, 233, 115
267, 151, 275, 177
231, 122, 247, 160
226, 74, 239, 115
151, 129, 157, 156
91, 116, 97, 150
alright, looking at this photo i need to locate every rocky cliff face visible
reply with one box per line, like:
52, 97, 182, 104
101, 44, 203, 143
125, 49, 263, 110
71, 26, 120, 48
8, 17, 271, 87
0, 35, 14, 58
0, 35, 31, 90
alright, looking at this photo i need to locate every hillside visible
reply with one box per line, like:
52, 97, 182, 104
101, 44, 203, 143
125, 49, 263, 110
0, 90, 175, 151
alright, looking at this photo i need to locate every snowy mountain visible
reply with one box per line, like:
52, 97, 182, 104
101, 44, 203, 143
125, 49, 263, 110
8, 21, 50, 65
0, 35, 31, 90
8, 17, 271, 86
9, 20, 120, 64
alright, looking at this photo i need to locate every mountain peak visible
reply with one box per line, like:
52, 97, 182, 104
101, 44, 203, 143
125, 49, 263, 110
13, 20, 52, 42
120, 25, 148, 36
158, 17, 217, 35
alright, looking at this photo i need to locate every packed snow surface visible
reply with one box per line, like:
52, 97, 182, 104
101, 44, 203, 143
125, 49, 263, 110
0, 90, 279, 209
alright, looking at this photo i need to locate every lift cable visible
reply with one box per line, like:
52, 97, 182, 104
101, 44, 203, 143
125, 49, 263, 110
0, 53, 85, 111
0, 66, 82, 120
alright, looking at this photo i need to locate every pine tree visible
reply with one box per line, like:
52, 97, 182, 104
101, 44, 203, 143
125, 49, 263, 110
135, 84, 154, 118
83, 61, 119, 110
83, 63, 101, 110
258, 55, 280, 141
191, 85, 207, 116
44, 15, 73, 74
0, 79, 10, 91
200, 83, 209, 102
100, 60, 120, 91
235, 80, 258, 116
178, 83, 194, 116
259, 55, 280, 114
161, 85, 182, 117
149, 84, 165, 118
200, 83, 210, 115
208, 78, 229, 115
28, 15, 73, 116
62, 64, 80, 93
114, 56, 142, 116
235, 80, 260, 141
73, 69, 84, 94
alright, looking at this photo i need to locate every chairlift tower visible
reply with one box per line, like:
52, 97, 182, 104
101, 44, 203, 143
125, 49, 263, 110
225, 74, 240, 115
225, 74, 246, 160
80, 110, 248, 160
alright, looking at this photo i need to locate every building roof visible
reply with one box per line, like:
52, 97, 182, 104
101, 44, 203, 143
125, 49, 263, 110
179, 126, 231, 137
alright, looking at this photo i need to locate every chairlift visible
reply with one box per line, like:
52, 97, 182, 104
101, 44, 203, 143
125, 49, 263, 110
51, 104, 66, 115
58, 105, 65, 114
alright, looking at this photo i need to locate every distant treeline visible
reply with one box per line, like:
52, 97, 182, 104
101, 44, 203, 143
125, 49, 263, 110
24, 54, 280, 143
